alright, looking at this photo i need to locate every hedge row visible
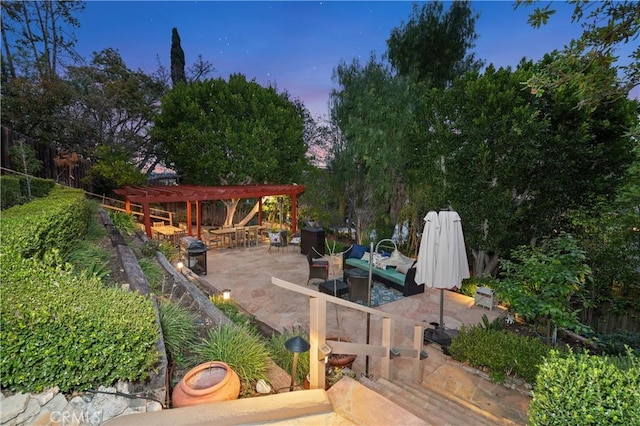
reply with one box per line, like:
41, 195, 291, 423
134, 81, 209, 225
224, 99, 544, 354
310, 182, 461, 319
0, 187, 159, 392
448, 324, 550, 384
0, 255, 159, 392
529, 349, 640, 425
0, 175, 55, 210
0, 186, 90, 259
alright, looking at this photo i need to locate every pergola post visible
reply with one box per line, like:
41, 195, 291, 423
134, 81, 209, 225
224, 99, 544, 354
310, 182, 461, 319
143, 203, 152, 237
196, 200, 202, 239
186, 201, 192, 235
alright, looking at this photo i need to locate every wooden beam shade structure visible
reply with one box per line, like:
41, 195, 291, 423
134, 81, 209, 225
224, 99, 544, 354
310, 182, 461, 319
113, 184, 305, 239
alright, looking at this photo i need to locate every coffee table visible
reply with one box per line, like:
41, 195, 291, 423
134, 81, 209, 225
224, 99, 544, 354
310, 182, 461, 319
318, 278, 349, 298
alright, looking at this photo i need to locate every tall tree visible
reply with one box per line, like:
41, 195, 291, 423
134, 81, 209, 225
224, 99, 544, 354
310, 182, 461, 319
422, 57, 637, 276
152, 74, 308, 222
64, 48, 168, 166
329, 55, 422, 243
0, 0, 85, 80
170, 27, 186, 86
386, 0, 483, 88
518, 0, 640, 111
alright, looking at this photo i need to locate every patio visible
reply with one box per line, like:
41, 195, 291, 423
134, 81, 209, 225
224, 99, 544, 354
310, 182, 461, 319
197, 241, 530, 423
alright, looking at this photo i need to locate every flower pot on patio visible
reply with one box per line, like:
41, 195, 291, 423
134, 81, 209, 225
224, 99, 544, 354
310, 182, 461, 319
172, 361, 240, 408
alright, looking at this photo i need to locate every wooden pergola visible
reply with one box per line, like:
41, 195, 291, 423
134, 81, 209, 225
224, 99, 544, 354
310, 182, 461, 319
113, 184, 305, 240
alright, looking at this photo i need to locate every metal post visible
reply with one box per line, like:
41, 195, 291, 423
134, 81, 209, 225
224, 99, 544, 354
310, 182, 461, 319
439, 289, 444, 329
289, 352, 299, 392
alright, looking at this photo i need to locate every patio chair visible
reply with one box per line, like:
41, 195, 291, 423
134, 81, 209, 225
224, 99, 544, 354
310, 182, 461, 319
153, 221, 165, 227
307, 251, 329, 285
268, 230, 288, 253
170, 231, 187, 246
288, 231, 301, 253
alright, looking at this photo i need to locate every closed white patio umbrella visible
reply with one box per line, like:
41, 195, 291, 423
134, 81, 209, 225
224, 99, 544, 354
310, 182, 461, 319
415, 211, 440, 287
416, 210, 470, 345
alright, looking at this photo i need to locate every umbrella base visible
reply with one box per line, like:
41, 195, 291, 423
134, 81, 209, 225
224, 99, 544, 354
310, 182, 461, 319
423, 326, 458, 347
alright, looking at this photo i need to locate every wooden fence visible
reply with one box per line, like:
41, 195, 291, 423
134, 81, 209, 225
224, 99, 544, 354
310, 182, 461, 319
1, 126, 91, 190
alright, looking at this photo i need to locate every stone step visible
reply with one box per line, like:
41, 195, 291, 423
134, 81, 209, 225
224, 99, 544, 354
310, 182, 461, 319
359, 377, 440, 425
398, 380, 517, 426
363, 377, 486, 426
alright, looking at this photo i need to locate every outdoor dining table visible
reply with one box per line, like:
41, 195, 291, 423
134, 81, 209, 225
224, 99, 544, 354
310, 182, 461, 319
151, 225, 186, 245
152, 225, 182, 238
209, 225, 270, 248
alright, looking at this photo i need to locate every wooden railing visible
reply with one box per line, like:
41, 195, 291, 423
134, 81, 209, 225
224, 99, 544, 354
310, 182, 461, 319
84, 191, 174, 225
271, 277, 427, 390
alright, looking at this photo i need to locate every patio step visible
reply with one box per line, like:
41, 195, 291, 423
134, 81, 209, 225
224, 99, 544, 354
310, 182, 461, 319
362, 377, 511, 426
399, 379, 519, 425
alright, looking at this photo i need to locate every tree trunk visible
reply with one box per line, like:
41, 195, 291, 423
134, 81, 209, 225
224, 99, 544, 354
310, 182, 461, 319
471, 249, 500, 277
222, 199, 240, 226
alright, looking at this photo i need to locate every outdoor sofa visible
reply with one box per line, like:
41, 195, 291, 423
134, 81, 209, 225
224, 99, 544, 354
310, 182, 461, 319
342, 244, 425, 297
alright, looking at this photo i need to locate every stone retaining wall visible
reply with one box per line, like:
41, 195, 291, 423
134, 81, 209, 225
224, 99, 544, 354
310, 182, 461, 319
0, 383, 162, 426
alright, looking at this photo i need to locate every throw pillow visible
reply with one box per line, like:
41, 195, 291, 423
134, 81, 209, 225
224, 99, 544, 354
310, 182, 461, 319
372, 253, 387, 269
268, 232, 281, 244
396, 260, 416, 275
361, 252, 371, 262
349, 244, 368, 259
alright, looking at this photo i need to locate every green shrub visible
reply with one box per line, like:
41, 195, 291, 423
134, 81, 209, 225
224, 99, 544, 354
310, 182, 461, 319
139, 257, 165, 292
0, 186, 90, 259
67, 239, 111, 281
0, 255, 159, 393
448, 324, 549, 384
157, 240, 180, 263
266, 327, 311, 385
18, 176, 54, 198
1, 176, 23, 209
192, 324, 270, 385
459, 275, 494, 298
529, 348, 640, 425
210, 295, 257, 330
0, 176, 54, 210
108, 211, 138, 236
588, 330, 640, 356
159, 299, 198, 367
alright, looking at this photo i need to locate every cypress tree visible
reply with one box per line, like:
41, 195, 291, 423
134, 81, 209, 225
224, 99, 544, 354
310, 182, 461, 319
170, 27, 186, 85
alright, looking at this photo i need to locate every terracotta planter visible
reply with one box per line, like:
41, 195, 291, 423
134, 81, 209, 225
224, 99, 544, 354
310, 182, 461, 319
172, 361, 240, 408
327, 337, 357, 369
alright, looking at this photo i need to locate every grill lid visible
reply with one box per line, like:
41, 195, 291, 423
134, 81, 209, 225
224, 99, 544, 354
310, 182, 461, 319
180, 236, 206, 251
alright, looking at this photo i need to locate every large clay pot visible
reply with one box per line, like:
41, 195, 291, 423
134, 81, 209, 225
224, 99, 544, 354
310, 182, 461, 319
327, 337, 357, 369
172, 361, 240, 408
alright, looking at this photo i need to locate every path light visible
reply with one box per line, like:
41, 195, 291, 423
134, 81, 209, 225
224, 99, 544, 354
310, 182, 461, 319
176, 261, 184, 272
284, 336, 310, 392
222, 289, 232, 300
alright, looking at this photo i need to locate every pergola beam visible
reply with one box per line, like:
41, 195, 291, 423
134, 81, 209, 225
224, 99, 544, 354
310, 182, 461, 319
114, 184, 306, 238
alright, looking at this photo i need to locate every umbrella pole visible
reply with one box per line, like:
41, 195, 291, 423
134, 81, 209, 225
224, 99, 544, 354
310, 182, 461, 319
439, 289, 444, 329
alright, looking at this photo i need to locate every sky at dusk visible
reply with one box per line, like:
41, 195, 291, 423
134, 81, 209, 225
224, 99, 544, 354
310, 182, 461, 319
74, 1, 638, 119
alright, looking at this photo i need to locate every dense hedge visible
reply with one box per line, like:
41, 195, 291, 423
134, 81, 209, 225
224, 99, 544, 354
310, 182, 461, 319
448, 324, 550, 384
0, 255, 159, 392
529, 349, 640, 425
0, 176, 55, 209
0, 188, 159, 393
0, 186, 89, 259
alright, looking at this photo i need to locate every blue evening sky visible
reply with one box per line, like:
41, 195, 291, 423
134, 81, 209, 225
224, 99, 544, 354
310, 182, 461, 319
74, 1, 637, 118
